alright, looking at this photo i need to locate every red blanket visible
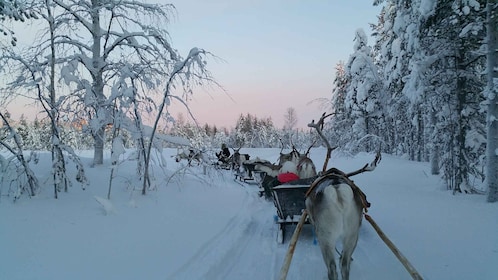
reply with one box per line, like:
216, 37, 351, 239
277, 172, 300, 183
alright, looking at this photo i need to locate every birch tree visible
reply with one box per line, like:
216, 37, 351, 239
46, 0, 180, 165
283, 107, 298, 147
0, 0, 89, 198
141, 48, 215, 194
0, 111, 39, 200
0, 0, 37, 46
284, 107, 298, 131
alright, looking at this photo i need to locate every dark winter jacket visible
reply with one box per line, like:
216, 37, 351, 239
217, 147, 231, 163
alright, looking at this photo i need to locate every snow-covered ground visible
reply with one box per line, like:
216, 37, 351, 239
1, 147, 497, 280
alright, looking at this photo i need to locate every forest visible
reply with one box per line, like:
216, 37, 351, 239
0, 0, 497, 202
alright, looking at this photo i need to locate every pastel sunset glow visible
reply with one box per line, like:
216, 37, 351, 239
4, 1, 380, 130
168, 1, 381, 129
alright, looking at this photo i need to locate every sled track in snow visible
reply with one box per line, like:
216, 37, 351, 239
168, 184, 279, 280
168, 177, 403, 280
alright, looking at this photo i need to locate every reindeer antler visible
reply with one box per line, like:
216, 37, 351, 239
304, 138, 317, 157
346, 148, 382, 177
308, 112, 337, 172
279, 138, 285, 153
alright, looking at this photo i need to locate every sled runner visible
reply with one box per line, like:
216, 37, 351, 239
233, 161, 267, 185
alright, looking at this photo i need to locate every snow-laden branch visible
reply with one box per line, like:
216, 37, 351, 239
142, 48, 210, 195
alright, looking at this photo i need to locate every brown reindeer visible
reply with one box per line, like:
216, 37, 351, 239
230, 148, 251, 175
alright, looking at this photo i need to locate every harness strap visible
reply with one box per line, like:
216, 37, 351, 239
305, 168, 371, 212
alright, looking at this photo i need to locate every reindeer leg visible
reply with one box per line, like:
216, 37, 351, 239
340, 228, 360, 280
315, 234, 339, 280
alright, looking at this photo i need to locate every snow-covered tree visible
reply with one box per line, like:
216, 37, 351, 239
283, 107, 298, 131
282, 107, 298, 148
1, 0, 216, 196
0, 0, 37, 46
421, 0, 487, 193
16, 114, 28, 145
372, 0, 433, 160
0, 111, 38, 200
253, 117, 279, 148
29, 0, 182, 166
212, 128, 230, 149
0, 0, 88, 198
141, 48, 215, 194
344, 29, 384, 153
486, 0, 498, 202
368, 0, 487, 193
328, 61, 354, 149
233, 113, 253, 147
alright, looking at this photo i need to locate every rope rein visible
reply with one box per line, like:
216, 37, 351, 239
304, 168, 371, 212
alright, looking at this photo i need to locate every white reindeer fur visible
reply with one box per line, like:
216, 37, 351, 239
280, 161, 298, 174
254, 153, 316, 179
253, 163, 280, 177
296, 157, 316, 178
305, 181, 362, 280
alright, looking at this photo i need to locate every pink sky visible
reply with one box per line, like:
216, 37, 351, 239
168, 1, 381, 129
5, 1, 381, 130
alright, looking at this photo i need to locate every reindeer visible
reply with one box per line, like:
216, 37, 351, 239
256, 144, 317, 179
251, 144, 317, 199
281, 149, 316, 178
305, 112, 380, 280
231, 148, 251, 175
174, 147, 203, 166
305, 170, 363, 280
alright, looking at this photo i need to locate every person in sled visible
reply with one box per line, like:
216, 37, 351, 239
216, 143, 231, 164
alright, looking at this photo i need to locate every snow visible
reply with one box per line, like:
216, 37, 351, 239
141, 126, 191, 146
1, 148, 497, 280
94, 195, 115, 215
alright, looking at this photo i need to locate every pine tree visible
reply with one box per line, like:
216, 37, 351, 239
328, 61, 354, 149
486, 0, 498, 202
344, 29, 383, 153
422, 0, 487, 192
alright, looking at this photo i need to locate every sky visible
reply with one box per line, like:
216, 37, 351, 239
1, 148, 496, 280
3, 1, 382, 130
166, 0, 382, 129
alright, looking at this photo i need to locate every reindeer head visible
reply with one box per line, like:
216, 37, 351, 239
278, 146, 301, 165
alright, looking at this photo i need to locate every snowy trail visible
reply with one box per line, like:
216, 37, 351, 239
168, 183, 279, 279
167, 175, 415, 280
2, 150, 495, 280
202, 205, 278, 279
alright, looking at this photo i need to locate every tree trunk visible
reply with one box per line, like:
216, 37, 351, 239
486, 1, 498, 202
91, 0, 105, 165
47, 0, 68, 196
416, 109, 424, 162
429, 109, 440, 175
93, 127, 105, 166
431, 144, 440, 175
